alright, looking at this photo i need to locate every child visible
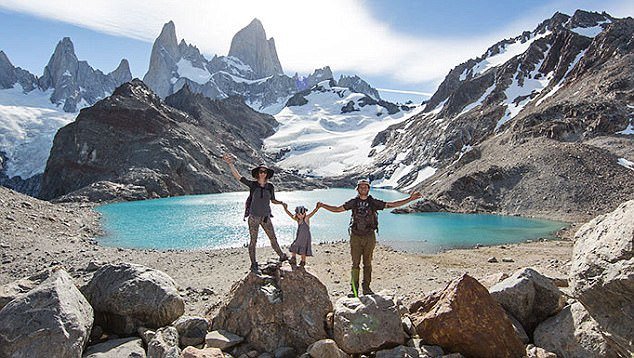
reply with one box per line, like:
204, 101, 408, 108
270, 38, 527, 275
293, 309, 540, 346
282, 203, 319, 266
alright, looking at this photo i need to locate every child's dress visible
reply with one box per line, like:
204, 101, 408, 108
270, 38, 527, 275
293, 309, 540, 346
289, 220, 313, 256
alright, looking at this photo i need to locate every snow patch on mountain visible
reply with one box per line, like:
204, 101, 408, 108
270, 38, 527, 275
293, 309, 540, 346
471, 31, 552, 76
496, 46, 553, 130
176, 59, 211, 84
264, 83, 420, 177
0, 84, 77, 178
570, 19, 612, 38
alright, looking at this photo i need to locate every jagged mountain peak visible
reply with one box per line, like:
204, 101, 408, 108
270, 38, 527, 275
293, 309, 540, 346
228, 18, 283, 78
0, 50, 10, 65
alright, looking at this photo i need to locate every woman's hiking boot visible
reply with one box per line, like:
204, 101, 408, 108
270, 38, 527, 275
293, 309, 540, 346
299, 260, 306, 267
250, 262, 259, 273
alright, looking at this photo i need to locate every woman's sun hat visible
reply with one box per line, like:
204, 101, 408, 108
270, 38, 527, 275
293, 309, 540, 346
251, 164, 274, 179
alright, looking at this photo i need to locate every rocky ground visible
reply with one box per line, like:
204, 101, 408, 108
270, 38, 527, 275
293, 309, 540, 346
0, 185, 575, 317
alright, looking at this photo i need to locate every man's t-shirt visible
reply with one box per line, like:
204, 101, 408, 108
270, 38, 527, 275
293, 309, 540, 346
343, 196, 387, 212
240, 177, 275, 217
343, 196, 387, 235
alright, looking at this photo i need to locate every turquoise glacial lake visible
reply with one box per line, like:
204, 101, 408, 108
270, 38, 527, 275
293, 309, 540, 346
95, 188, 567, 253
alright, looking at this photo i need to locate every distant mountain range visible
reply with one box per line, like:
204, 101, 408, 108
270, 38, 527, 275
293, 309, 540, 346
357, 10, 633, 221
1, 10, 632, 222
0, 18, 392, 197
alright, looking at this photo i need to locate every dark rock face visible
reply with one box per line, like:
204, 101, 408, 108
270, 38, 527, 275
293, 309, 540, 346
361, 10, 634, 221
0, 50, 38, 91
0, 150, 41, 196
38, 37, 132, 112
39, 80, 315, 202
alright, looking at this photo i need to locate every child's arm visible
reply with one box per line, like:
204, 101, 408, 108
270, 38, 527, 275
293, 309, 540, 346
306, 204, 320, 220
282, 203, 296, 221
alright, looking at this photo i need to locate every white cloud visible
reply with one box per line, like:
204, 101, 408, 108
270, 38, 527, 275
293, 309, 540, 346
0, 0, 631, 88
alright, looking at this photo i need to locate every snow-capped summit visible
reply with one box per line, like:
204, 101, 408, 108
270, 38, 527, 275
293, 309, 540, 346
228, 18, 284, 78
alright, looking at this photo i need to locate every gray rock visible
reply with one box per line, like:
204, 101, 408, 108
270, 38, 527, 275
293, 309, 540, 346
534, 301, 618, 358
82, 263, 184, 335
0, 269, 94, 358
147, 326, 181, 358
489, 267, 565, 334
375, 345, 420, 357
0, 50, 38, 91
333, 292, 405, 354
211, 264, 332, 354
173, 315, 209, 347
138, 327, 157, 346
569, 199, 634, 357
205, 330, 244, 350
273, 346, 295, 358
306, 339, 348, 358
82, 337, 146, 357
0, 267, 53, 310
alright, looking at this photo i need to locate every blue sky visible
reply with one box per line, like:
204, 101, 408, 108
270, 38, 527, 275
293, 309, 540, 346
0, 0, 631, 103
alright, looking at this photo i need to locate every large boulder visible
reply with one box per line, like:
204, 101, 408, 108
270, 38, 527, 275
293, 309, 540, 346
0, 269, 94, 358
82, 263, 185, 335
569, 200, 634, 356
333, 292, 406, 354
211, 263, 332, 354
533, 301, 618, 358
306, 339, 348, 358
82, 337, 146, 357
489, 267, 565, 335
412, 274, 525, 358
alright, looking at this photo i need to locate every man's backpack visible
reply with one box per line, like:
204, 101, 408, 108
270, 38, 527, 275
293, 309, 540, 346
244, 183, 275, 220
349, 196, 379, 236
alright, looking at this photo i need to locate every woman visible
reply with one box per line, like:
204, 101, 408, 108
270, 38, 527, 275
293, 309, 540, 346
223, 153, 288, 272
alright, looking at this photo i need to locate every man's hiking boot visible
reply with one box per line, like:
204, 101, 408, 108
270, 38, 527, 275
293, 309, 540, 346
362, 287, 374, 295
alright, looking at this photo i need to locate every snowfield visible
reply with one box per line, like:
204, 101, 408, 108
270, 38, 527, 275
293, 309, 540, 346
263, 82, 423, 177
0, 85, 78, 179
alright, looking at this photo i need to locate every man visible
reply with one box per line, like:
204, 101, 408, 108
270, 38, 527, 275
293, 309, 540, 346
223, 153, 288, 272
318, 180, 421, 296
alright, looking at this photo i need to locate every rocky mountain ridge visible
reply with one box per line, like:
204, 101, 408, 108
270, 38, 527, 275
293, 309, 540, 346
38, 79, 321, 202
358, 10, 633, 222
142, 20, 385, 112
0, 39, 132, 196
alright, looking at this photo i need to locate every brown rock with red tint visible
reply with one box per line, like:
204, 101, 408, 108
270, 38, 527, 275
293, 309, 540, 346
412, 274, 524, 358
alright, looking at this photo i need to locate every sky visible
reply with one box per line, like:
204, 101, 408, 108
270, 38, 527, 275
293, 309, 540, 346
0, 0, 632, 103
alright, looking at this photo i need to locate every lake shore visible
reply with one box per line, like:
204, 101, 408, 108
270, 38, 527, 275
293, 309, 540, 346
0, 186, 577, 316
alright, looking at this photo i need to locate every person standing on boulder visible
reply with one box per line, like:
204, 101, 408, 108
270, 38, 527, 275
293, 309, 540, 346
223, 153, 288, 272
318, 180, 421, 296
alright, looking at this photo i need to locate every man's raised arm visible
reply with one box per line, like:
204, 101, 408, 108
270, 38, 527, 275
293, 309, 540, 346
317, 202, 347, 213
385, 192, 422, 209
